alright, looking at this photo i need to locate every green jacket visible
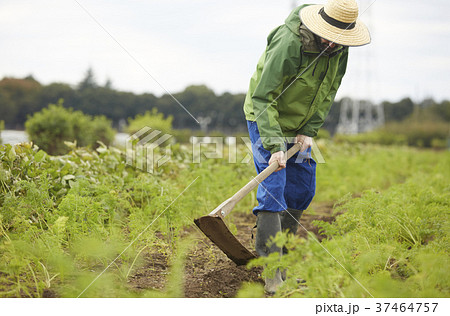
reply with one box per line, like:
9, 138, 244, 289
243, 5, 348, 153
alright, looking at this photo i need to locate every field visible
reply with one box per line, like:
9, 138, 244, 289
0, 140, 449, 297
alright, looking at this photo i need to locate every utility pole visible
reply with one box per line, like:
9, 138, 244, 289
336, 0, 384, 134
198, 116, 212, 134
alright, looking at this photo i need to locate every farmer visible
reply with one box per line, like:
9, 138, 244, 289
243, 0, 370, 293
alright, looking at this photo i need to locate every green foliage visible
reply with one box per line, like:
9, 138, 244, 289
0, 75, 249, 133
383, 98, 415, 122
0, 120, 4, 145
2, 74, 450, 138
334, 131, 407, 146
78, 67, 97, 90
247, 153, 450, 298
0, 77, 41, 128
335, 99, 450, 149
171, 129, 196, 144
163, 239, 191, 297
0, 139, 448, 298
209, 130, 226, 138
316, 128, 331, 139
25, 100, 115, 155
0, 139, 257, 297
236, 282, 265, 298
127, 108, 173, 135
90, 115, 116, 147
427, 100, 450, 121
383, 121, 449, 148
334, 121, 449, 149
313, 143, 441, 202
334, 121, 450, 149
0, 142, 138, 297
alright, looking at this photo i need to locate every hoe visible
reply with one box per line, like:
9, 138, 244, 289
194, 142, 301, 265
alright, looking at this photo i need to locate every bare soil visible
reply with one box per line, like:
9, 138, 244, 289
128, 202, 337, 298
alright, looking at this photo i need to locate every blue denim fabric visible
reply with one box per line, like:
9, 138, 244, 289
247, 120, 316, 215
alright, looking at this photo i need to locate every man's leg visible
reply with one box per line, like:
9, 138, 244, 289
247, 120, 286, 293
281, 146, 316, 280
283, 146, 316, 234
255, 211, 283, 293
247, 121, 287, 215
280, 208, 304, 239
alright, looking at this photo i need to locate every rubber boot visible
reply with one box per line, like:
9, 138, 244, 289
255, 211, 283, 294
279, 208, 303, 281
280, 208, 303, 236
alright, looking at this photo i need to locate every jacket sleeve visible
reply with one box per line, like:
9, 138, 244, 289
297, 48, 349, 137
252, 28, 300, 154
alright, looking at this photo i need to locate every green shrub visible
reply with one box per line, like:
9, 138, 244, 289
209, 130, 226, 138
172, 129, 196, 144
25, 100, 115, 155
127, 108, 173, 136
383, 121, 449, 148
0, 120, 4, 145
233, 131, 250, 140
334, 121, 449, 149
334, 131, 407, 146
316, 129, 331, 140
90, 116, 116, 147
334, 103, 450, 149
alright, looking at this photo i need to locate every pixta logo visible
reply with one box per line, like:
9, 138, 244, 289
126, 127, 172, 173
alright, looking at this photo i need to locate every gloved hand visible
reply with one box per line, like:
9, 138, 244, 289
269, 151, 286, 172
295, 134, 313, 152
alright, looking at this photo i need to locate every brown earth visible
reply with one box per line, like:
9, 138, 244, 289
127, 202, 337, 298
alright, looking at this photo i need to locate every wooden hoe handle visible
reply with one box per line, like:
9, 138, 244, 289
210, 142, 302, 218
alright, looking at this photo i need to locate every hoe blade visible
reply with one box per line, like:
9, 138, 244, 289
194, 215, 256, 266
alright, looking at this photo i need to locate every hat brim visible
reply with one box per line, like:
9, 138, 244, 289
299, 4, 371, 47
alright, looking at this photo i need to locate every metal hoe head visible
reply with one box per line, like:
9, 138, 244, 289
194, 215, 256, 265
194, 143, 301, 266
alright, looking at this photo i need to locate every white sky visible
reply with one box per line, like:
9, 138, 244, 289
1, 0, 449, 103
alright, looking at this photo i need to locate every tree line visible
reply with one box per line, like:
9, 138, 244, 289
1, 69, 449, 135
0, 70, 246, 134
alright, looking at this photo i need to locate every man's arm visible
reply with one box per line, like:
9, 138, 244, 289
252, 28, 301, 154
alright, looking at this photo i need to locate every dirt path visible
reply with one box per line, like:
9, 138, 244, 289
128, 202, 337, 298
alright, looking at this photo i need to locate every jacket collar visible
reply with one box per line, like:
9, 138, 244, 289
299, 23, 344, 56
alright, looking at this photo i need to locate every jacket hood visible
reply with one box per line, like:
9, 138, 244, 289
286, 5, 343, 55
284, 5, 305, 37
299, 23, 317, 52
284, 5, 319, 51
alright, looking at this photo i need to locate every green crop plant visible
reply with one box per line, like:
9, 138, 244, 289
0, 120, 4, 145
0, 138, 448, 297
249, 154, 449, 298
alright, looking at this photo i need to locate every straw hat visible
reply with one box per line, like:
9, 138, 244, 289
299, 0, 371, 47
